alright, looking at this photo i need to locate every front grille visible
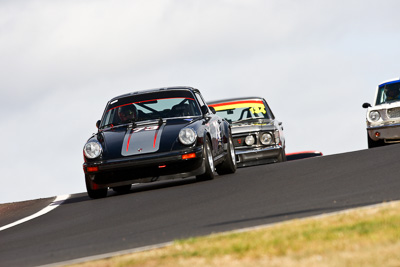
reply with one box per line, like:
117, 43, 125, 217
387, 107, 400, 118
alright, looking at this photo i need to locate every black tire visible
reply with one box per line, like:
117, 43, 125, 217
367, 134, 384, 148
112, 184, 131, 194
85, 175, 108, 199
216, 133, 237, 175
196, 137, 215, 181
277, 148, 287, 162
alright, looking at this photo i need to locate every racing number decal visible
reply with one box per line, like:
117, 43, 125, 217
249, 106, 266, 114
214, 121, 222, 143
132, 125, 159, 133
211, 120, 223, 150
125, 125, 161, 154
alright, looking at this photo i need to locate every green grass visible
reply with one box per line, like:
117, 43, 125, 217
69, 201, 400, 267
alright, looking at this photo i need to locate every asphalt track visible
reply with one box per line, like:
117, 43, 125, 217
1, 144, 400, 266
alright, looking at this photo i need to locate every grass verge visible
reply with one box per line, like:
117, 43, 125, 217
69, 201, 400, 267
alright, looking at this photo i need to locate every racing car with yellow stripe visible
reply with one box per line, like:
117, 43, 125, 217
208, 97, 286, 167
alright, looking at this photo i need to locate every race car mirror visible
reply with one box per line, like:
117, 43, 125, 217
201, 105, 209, 116
362, 103, 371, 108
96, 120, 101, 129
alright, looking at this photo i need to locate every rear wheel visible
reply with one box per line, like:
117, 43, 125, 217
196, 137, 215, 181
85, 175, 108, 199
216, 133, 237, 175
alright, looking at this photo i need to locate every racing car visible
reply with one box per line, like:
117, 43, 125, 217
363, 78, 400, 148
208, 97, 285, 167
82, 86, 236, 199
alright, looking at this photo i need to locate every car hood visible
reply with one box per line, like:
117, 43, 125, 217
96, 118, 198, 159
231, 119, 276, 134
371, 101, 400, 110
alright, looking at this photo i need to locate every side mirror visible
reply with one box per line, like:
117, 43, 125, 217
96, 120, 101, 129
362, 103, 371, 109
201, 105, 209, 115
209, 106, 216, 114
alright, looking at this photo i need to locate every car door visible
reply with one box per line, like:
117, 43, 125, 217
195, 92, 224, 156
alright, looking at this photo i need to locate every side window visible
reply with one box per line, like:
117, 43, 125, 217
263, 100, 275, 119
195, 92, 209, 113
101, 108, 116, 127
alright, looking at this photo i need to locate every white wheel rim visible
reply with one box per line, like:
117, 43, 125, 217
207, 143, 214, 171
229, 137, 236, 166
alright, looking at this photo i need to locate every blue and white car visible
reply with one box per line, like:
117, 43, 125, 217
363, 78, 400, 148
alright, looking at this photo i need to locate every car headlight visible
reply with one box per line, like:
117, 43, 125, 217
84, 140, 103, 159
260, 132, 273, 145
369, 110, 380, 122
245, 135, 255, 146
179, 128, 197, 145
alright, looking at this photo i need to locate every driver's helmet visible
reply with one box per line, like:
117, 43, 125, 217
118, 104, 137, 122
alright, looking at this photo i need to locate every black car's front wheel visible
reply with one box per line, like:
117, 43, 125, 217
196, 137, 215, 181
85, 175, 108, 199
216, 133, 237, 175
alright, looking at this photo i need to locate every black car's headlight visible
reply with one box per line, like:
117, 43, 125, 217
179, 128, 197, 145
260, 132, 273, 145
369, 110, 380, 122
83, 140, 103, 159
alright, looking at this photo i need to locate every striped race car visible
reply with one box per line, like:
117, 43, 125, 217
83, 87, 236, 199
208, 97, 286, 167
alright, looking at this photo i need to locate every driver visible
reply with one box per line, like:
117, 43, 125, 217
386, 88, 400, 101
118, 104, 137, 123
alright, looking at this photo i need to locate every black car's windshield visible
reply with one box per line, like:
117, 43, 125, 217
376, 81, 400, 105
100, 90, 201, 128
209, 99, 270, 124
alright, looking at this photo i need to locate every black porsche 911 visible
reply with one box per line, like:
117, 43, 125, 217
83, 86, 236, 199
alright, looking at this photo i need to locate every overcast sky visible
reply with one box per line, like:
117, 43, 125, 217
1, 0, 399, 204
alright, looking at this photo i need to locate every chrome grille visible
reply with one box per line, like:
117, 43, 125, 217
387, 107, 400, 118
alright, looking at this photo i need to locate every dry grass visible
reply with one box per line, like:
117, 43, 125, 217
69, 201, 400, 267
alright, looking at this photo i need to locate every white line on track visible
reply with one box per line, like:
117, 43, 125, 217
0, 194, 70, 232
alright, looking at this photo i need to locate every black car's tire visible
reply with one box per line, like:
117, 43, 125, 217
367, 134, 384, 148
196, 137, 215, 181
112, 185, 131, 194
277, 148, 287, 162
216, 133, 237, 175
85, 175, 108, 199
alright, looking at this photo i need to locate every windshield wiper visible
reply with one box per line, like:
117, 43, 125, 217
101, 123, 124, 129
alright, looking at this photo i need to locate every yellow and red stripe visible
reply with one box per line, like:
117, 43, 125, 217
209, 100, 264, 111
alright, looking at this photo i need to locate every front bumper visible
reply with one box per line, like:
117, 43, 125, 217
235, 145, 283, 167
367, 123, 400, 143
83, 147, 204, 187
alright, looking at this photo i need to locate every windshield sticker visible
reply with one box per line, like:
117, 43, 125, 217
210, 100, 265, 112
249, 106, 266, 114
